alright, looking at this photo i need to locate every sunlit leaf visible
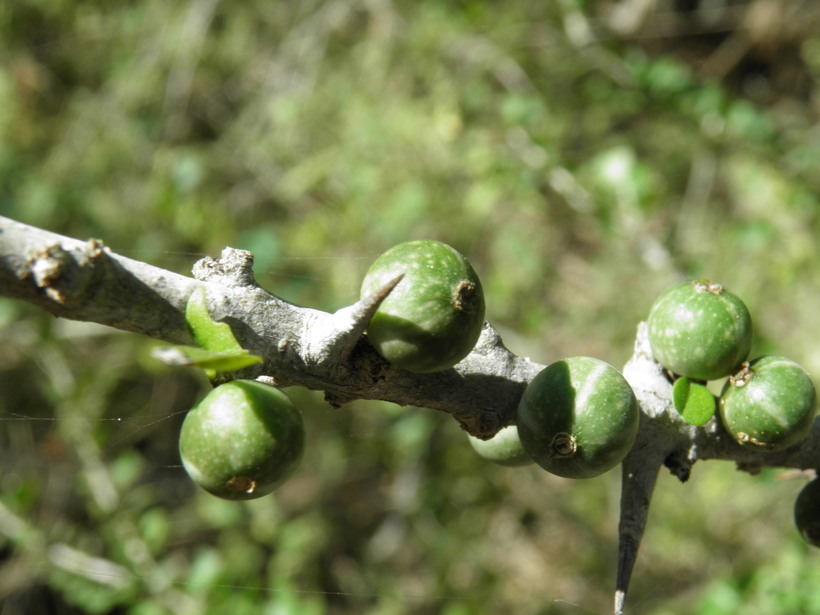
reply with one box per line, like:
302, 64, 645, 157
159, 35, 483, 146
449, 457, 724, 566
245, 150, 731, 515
152, 345, 262, 373
185, 286, 246, 353
673, 377, 716, 426
153, 287, 264, 377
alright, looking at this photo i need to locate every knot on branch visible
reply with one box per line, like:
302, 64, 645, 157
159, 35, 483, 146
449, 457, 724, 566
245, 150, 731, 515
27, 239, 109, 304
193, 248, 257, 288
664, 450, 693, 482
454, 410, 508, 440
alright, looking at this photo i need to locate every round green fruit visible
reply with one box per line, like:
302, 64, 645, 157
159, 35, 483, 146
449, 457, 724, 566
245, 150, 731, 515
719, 356, 816, 452
361, 240, 485, 373
794, 478, 820, 548
468, 424, 533, 467
179, 380, 305, 500
516, 356, 639, 479
647, 279, 752, 381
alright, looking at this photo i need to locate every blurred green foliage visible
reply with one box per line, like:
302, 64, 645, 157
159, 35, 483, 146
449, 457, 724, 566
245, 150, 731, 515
1, 1, 818, 614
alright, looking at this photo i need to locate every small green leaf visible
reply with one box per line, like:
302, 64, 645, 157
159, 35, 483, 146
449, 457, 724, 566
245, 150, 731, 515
186, 286, 245, 353
672, 377, 716, 426
156, 286, 265, 377
154, 345, 262, 371
672, 376, 691, 411
152, 345, 262, 379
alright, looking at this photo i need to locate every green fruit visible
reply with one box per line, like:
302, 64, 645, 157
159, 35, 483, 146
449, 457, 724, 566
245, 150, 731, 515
719, 356, 816, 452
468, 424, 533, 467
361, 240, 485, 373
794, 478, 820, 548
179, 380, 305, 500
516, 356, 639, 479
647, 279, 752, 381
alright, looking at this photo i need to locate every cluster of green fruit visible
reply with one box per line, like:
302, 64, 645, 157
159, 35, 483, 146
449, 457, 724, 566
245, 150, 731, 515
472, 276, 817, 547
175, 241, 817, 548
177, 239, 486, 501
647, 280, 818, 548
646, 279, 816, 452
360, 241, 637, 480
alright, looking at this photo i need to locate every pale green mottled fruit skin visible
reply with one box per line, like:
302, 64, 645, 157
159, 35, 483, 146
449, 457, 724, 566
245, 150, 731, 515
179, 380, 304, 500
719, 356, 816, 452
361, 240, 485, 373
794, 478, 820, 548
647, 280, 752, 381
516, 357, 639, 479
468, 424, 534, 467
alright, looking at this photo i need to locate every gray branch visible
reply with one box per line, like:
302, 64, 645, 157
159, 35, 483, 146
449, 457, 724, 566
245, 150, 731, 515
0, 215, 538, 436
1, 215, 817, 614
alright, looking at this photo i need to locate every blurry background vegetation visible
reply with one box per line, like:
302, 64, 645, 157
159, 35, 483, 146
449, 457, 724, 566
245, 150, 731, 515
1, 0, 819, 613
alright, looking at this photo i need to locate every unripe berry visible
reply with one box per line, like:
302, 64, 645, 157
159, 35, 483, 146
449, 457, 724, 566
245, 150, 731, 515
794, 478, 820, 548
517, 357, 639, 479
719, 356, 816, 452
647, 280, 752, 381
179, 380, 305, 500
361, 240, 485, 373
468, 424, 533, 467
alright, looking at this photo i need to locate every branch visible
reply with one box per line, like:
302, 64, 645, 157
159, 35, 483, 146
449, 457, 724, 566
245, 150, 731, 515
0, 216, 538, 436
1, 216, 817, 614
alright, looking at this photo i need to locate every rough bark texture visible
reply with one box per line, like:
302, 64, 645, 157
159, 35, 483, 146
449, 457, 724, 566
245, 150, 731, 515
1, 216, 817, 614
